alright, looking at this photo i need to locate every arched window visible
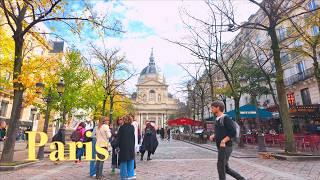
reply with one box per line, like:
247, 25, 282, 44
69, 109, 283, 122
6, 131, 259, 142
149, 90, 155, 101
158, 94, 161, 102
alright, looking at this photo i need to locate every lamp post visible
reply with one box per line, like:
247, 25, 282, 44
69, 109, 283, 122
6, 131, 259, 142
35, 79, 65, 160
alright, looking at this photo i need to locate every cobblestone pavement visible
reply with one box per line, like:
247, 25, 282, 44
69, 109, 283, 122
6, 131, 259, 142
1, 139, 320, 180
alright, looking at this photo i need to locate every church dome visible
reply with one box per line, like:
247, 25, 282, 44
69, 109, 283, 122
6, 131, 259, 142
140, 49, 159, 76
138, 49, 165, 84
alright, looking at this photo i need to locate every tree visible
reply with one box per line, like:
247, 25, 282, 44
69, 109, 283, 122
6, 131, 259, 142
180, 62, 211, 122
171, 1, 262, 146
57, 50, 90, 125
209, 0, 319, 153
285, 8, 320, 91
0, 0, 121, 162
89, 41, 136, 124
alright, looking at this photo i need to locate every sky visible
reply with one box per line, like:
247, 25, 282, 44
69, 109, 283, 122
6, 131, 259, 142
47, 0, 260, 101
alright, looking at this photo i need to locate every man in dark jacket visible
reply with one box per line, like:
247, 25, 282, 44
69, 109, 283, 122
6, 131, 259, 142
118, 117, 135, 179
209, 101, 245, 180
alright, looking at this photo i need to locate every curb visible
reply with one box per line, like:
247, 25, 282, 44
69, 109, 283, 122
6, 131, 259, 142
179, 139, 258, 158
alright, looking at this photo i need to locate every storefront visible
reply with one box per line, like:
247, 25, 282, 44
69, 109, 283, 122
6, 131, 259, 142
289, 104, 320, 134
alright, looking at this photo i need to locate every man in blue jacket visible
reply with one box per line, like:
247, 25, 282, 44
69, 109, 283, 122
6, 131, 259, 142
210, 100, 245, 180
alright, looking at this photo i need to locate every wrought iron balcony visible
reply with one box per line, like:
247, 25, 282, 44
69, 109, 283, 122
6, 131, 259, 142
284, 67, 315, 86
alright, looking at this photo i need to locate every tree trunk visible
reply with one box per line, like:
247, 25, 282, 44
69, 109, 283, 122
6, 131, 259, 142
0, 36, 24, 163
312, 48, 320, 93
109, 95, 114, 124
234, 97, 245, 148
37, 98, 51, 160
269, 28, 296, 153
102, 95, 107, 117
61, 104, 67, 127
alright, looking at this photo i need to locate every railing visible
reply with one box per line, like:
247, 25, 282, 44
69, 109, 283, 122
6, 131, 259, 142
284, 67, 314, 86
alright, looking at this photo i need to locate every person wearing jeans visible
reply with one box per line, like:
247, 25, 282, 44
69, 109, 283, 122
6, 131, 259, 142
89, 125, 97, 177
95, 117, 111, 179
209, 100, 245, 180
118, 116, 136, 179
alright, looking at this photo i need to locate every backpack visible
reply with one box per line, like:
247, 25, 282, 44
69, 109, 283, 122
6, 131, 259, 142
70, 130, 81, 142
220, 115, 240, 144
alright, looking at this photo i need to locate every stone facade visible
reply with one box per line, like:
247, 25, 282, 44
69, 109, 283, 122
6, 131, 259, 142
133, 50, 178, 129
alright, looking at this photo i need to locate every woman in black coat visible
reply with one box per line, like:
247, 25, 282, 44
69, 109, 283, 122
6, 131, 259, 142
52, 126, 65, 162
118, 117, 135, 179
140, 123, 158, 161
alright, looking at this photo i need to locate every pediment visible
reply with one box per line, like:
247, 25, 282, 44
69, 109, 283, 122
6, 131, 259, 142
137, 79, 167, 86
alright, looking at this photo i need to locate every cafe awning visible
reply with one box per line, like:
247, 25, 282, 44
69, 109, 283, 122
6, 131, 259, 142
225, 104, 272, 120
167, 118, 202, 126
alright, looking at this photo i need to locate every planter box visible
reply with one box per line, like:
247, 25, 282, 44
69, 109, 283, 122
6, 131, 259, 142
0, 160, 39, 171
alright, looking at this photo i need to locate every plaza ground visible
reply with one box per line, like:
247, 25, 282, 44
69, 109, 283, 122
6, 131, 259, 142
1, 139, 320, 180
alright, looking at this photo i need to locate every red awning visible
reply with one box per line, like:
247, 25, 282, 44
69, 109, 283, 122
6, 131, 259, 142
167, 118, 202, 126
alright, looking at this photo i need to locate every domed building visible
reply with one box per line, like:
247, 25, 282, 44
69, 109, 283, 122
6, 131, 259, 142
133, 49, 178, 129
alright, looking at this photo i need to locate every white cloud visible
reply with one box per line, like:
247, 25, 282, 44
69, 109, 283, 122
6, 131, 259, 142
84, 0, 259, 101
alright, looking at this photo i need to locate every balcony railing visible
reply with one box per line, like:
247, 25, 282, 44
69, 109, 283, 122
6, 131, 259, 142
284, 67, 314, 86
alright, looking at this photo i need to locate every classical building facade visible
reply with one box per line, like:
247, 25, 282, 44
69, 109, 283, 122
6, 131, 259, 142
133, 50, 178, 129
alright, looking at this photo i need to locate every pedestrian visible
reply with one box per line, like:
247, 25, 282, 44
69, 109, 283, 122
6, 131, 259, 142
110, 117, 124, 174
95, 117, 111, 179
52, 126, 66, 164
89, 120, 98, 178
118, 116, 136, 180
0, 120, 6, 151
167, 127, 171, 141
73, 122, 86, 163
0, 120, 7, 142
160, 128, 165, 140
131, 115, 139, 153
140, 122, 158, 161
209, 100, 245, 180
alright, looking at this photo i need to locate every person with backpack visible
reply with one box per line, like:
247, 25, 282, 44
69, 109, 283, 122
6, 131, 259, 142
95, 117, 112, 179
209, 100, 245, 180
140, 122, 158, 161
52, 126, 66, 164
71, 122, 86, 163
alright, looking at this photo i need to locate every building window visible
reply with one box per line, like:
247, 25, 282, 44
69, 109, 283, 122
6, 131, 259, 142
142, 94, 147, 102
281, 52, 290, 64
0, 101, 9, 117
149, 90, 156, 101
308, 0, 317, 10
301, 88, 312, 105
294, 39, 303, 47
278, 27, 286, 41
311, 26, 319, 36
29, 109, 35, 121
296, 61, 305, 74
158, 94, 161, 102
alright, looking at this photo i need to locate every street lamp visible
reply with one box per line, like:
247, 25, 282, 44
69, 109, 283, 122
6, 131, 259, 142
36, 79, 65, 160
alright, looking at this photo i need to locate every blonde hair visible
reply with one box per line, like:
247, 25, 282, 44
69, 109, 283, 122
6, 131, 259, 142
98, 116, 109, 129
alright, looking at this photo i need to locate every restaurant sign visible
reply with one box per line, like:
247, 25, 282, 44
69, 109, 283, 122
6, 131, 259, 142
240, 111, 256, 114
289, 105, 320, 116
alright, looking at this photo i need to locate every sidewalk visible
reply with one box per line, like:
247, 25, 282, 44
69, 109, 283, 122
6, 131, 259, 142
181, 140, 283, 158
